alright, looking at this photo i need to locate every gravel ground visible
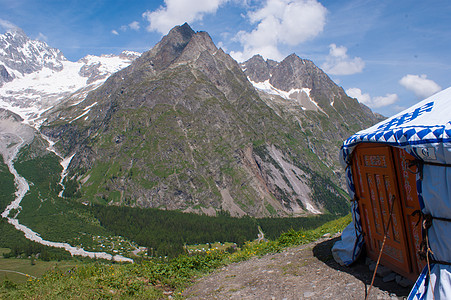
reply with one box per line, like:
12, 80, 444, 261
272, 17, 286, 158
183, 236, 413, 299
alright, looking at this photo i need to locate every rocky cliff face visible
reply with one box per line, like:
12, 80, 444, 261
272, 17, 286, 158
0, 64, 13, 84
39, 23, 366, 217
241, 54, 384, 182
0, 23, 383, 218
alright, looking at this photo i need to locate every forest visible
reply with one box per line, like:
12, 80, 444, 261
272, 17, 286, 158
0, 149, 346, 260
91, 204, 342, 257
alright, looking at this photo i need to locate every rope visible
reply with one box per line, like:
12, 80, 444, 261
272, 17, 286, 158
365, 195, 396, 300
425, 233, 435, 300
408, 159, 451, 180
412, 210, 451, 299
413, 210, 451, 262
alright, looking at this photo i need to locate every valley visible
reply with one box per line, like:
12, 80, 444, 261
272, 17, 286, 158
0, 23, 382, 296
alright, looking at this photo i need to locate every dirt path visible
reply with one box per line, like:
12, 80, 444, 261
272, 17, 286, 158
183, 236, 412, 299
0, 269, 36, 279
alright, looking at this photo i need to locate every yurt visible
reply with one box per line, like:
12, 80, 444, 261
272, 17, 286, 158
332, 87, 451, 299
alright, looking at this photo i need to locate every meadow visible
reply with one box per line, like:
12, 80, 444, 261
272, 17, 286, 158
0, 215, 351, 299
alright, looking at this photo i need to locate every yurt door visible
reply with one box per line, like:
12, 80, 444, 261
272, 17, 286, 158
392, 147, 425, 276
351, 143, 422, 280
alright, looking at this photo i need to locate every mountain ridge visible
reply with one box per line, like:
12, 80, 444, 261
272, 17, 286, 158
36, 23, 378, 217
1, 23, 382, 218
0, 29, 140, 125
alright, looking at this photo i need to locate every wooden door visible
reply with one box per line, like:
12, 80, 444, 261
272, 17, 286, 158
351, 143, 422, 281
393, 148, 425, 276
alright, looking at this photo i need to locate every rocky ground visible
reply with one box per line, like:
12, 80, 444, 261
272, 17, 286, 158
183, 236, 413, 299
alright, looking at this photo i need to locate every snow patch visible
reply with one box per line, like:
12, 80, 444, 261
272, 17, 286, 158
249, 79, 330, 116
58, 153, 75, 197
83, 101, 98, 111
0, 52, 136, 126
250, 79, 311, 101
305, 203, 322, 215
70, 104, 95, 123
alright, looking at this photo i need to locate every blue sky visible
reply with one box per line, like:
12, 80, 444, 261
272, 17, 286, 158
1, 0, 450, 117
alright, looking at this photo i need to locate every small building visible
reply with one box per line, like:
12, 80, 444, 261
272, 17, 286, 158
332, 87, 451, 299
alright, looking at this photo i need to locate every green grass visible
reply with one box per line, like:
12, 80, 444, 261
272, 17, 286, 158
10, 146, 137, 258
0, 215, 351, 299
0, 255, 78, 284
0, 155, 16, 212
185, 242, 237, 254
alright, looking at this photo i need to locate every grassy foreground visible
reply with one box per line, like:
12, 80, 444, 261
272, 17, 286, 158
0, 215, 351, 299
0, 252, 77, 284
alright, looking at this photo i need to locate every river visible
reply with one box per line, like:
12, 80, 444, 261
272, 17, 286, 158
0, 129, 133, 263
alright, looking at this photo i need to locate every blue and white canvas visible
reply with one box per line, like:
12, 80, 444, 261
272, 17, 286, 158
331, 87, 451, 299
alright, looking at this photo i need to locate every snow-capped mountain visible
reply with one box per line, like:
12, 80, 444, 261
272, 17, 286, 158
0, 24, 383, 218
0, 28, 65, 81
0, 28, 140, 126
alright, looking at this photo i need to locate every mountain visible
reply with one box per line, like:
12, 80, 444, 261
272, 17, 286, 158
241, 54, 384, 182
36, 23, 381, 217
0, 28, 139, 125
0, 28, 65, 81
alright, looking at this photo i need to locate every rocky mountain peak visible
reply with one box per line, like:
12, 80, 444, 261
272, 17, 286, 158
142, 22, 196, 70
242, 53, 350, 110
0, 28, 138, 123
241, 54, 271, 83
175, 30, 218, 64
0, 27, 66, 81
134, 23, 223, 74
30, 24, 383, 218
3, 27, 28, 43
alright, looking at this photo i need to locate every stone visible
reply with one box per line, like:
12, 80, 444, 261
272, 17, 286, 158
398, 277, 414, 288
303, 291, 315, 298
376, 265, 392, 277
382, 272, 396, 283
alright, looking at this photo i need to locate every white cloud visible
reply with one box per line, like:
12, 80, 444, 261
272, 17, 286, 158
399, 74, 441, 98
114, 21, 141, 35
346, 88, 370, 104
129, 21, 140, 31
346, 88, 398, 108
217, 41, 227, 51
36, 32, 48, 42
230, 0, 327, 62
142, 0, 228, 34
0, 19, 18, 32
321, 44, 365, 75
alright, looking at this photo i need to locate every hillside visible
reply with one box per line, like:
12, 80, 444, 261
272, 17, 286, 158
184, 236, 411, 299
242, 54, 384, 183
0, 217, 412, 299
37, 23, 380, 217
